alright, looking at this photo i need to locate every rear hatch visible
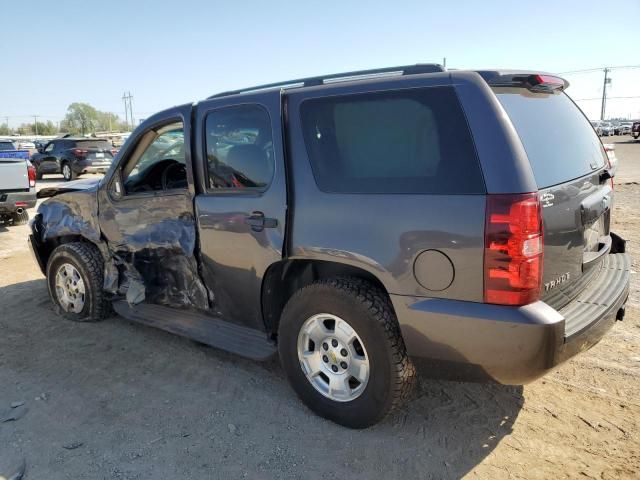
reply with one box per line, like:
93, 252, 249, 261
72, 140, 114, 165
494, 84, 612, 311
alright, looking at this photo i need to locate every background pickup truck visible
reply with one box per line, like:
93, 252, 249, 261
0, 148, 37, 226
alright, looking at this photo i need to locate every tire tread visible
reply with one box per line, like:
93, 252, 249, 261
47, 241, 110, 321
280, 276, 415, 426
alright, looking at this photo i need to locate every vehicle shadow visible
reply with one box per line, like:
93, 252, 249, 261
0, 278, 524, 479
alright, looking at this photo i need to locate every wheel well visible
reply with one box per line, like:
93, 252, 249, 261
38, 234, 99, 270
261, 259, 390, 337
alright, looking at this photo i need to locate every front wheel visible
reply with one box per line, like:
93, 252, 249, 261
46, 242, 110, 321
278, 277, 415, 428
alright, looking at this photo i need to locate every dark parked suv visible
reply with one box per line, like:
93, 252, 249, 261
30, 137, 116, 181
29, 65, 630, 428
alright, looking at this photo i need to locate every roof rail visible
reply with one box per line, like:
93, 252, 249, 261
208, 63, 445, 99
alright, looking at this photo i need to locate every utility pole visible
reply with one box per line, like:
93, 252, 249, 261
122, 92, 134, 131
122, 92, 128, 130
443, 57, 447, 69
33, 115, 39, 136
128, 92, 134, 129
600, 68, 610, 121
4, 117, 8, 134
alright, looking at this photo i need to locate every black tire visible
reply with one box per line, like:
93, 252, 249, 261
278, 277, 415, 428
35, 169, 43, 180
10, 210, 29, 226
61, 162, 76, 181
46, 242, 110, 322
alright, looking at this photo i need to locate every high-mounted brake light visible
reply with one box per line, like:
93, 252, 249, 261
528, 74, 566, 92
484, 193, 543, 306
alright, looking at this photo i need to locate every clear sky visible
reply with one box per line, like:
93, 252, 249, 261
2, 0, 639, 128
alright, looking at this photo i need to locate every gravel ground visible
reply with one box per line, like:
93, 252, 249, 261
0, 137, 639, 479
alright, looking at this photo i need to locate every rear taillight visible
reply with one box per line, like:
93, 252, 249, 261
27, 164, 36, 188
484, 193, 543, 306
73, 148, 88, 158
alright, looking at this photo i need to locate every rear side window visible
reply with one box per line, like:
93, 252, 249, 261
0, 141, 15, 151
300, 86, 484, 194
495, 89, 606, 188
205, 104, 275, 191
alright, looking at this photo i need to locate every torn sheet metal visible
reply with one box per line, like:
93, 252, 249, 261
34, 180, 208, 311
97, 188, 209, 310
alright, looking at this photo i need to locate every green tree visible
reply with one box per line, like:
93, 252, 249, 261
61, 103, 127, 134
14, 121, 58, 136
62, 102, 99, 135
0, 123, 10, 136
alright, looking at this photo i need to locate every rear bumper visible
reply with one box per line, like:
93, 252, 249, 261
0, 189, 37, 214
392, 251, 630, 385
74, 159, 112, 174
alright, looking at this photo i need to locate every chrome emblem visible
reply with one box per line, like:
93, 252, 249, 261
545, 272, 571, 292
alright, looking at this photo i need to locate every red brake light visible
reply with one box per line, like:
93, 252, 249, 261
27, 164, 36, 188
528, 74, 566, 92
484, 193, 543, 306
73, 148, 88, 158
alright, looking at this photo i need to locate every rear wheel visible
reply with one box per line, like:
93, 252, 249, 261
46, 242, 109, 321
61, 162, 76, 181
278, 277, 415, 428
10, 210, 29, 226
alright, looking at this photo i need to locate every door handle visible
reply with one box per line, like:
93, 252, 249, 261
245, 211, 278, 232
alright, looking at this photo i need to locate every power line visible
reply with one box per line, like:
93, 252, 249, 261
574, 96, 640, 101
559, 65, 640, 75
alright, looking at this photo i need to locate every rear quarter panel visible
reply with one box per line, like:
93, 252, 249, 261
285, 74, 498, 301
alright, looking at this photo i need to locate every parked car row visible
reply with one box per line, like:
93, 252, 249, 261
591, 120, 636, 137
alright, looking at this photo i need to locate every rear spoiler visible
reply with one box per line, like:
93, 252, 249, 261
476, 70, 569, 92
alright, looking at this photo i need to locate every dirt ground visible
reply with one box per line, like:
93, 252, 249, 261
1, 137, 639, 479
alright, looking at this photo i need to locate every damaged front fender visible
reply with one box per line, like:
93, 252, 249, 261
33, 182, 208, 311
32, 183, 120, 292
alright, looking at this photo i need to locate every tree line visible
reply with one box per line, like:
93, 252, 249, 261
1, 103, 130, 136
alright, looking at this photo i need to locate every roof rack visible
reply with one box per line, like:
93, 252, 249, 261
208, 63, 445, 99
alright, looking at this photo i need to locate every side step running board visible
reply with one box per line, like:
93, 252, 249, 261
112, 301, 276, 361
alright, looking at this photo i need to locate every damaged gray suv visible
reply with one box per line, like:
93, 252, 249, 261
29, 65, 630, 428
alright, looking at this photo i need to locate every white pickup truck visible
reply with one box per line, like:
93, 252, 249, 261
0, 140, 37, 226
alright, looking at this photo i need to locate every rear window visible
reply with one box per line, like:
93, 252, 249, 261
0, 141, 15, 151
495, 89, 606, 188
300, 86, 484, 194
73, 140, 112, 149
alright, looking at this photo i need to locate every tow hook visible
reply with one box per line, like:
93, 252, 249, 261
616, 305, 626, 321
